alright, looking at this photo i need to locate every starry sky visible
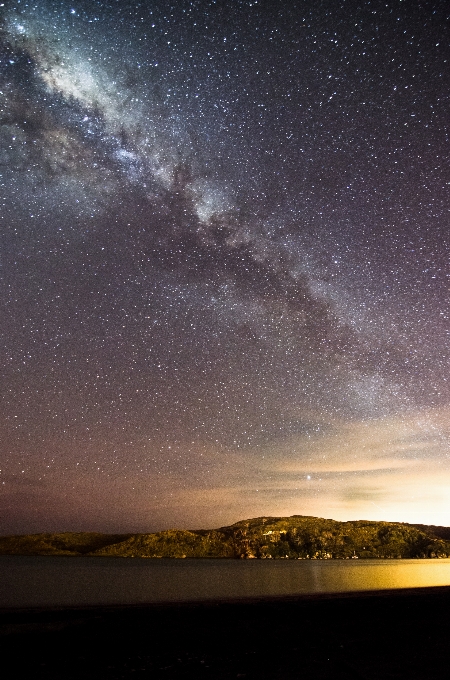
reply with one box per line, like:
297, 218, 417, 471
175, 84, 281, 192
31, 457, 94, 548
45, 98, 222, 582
1, 0, 449, 534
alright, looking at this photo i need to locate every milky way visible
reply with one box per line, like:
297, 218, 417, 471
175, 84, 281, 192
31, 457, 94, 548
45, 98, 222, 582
1, 0, 449, 533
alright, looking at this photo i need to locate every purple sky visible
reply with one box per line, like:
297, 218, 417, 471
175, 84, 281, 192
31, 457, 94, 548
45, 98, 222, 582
1, 0, 449, 533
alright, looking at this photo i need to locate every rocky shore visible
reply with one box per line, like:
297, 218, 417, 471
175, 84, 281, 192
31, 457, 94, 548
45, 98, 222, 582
2, 586, 450, 679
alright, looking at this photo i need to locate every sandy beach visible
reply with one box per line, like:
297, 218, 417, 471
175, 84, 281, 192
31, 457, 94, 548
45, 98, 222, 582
2, 586, 449, 679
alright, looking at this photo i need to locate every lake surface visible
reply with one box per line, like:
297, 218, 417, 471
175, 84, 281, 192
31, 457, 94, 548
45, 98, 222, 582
2, 556, 450, 608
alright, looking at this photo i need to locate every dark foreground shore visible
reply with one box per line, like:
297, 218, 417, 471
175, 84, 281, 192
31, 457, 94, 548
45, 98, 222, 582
1, 586, 450, 679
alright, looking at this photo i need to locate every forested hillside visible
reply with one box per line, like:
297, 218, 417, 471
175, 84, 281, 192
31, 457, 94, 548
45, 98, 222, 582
1, 516, 449, 559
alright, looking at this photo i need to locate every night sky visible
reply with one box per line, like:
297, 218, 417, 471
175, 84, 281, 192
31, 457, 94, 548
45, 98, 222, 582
1, 0, 449, 534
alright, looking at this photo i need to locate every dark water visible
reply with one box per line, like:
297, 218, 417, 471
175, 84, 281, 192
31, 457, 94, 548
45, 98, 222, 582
2, 556, 450, 608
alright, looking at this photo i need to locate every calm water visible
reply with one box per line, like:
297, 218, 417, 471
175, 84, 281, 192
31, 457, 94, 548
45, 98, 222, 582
2, 556, 450, 608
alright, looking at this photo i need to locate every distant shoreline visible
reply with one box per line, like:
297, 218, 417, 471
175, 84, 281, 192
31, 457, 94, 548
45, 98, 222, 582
2, 514, 450, 559
2, 553, 450, 559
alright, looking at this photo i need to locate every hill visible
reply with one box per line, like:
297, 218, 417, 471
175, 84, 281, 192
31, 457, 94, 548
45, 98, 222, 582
1, 515, 450, 558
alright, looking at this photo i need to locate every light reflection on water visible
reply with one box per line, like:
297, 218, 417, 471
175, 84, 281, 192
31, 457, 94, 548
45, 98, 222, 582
2, 556, 450, 608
